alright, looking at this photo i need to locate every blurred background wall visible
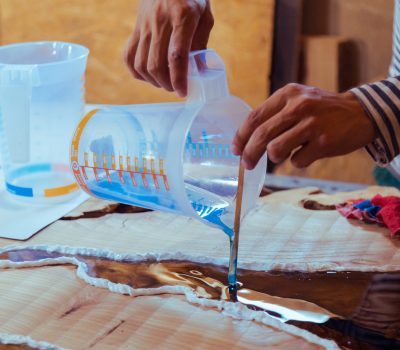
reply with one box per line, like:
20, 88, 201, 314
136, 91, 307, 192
303, 0, 394, 84
0, 0, 396, 185
274, 0, 395, 185
0, 0, 274, 108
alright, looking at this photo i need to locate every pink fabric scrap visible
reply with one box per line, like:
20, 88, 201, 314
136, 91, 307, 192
336, 195, 400, 236
371, 195, 400, 236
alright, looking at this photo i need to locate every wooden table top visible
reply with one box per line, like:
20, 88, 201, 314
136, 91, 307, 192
0, 185, 399, 349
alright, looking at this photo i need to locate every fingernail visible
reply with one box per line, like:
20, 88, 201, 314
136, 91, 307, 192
241, 158, 250, 170
231, 144, 240, 156
176, 89, 186, 98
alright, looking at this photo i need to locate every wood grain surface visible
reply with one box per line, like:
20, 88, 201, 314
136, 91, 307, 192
1, 187, 398, 271
0, 266, 323, 349
0, 187, 399, 349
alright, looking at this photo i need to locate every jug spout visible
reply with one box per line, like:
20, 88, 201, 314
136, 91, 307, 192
187, 49, 229, 103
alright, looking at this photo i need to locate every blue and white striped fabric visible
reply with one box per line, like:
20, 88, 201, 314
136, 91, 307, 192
351, 0, 400, 176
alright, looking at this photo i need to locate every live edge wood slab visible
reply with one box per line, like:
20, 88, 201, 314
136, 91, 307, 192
0, 185, 398, 349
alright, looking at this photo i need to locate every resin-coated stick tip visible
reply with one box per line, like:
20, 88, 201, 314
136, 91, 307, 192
228, 283, 238, 302
227, 160, 245, 297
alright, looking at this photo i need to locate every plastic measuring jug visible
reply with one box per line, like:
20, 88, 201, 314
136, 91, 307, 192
71, 49, 267, 234
0, 41, 89, 201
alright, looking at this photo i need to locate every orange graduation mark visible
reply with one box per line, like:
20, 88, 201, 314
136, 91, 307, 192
141, 157, 148, 188
93, 152, 100, 182
103, 153, 111, 183
118, 155, 125, 184
81, 152, 89, 180
159, 159, 170, 191
150, 158, 159, 189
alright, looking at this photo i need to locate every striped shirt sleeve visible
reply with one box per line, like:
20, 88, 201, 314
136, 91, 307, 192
350, 0, 400, 167
351, 77, 400, 166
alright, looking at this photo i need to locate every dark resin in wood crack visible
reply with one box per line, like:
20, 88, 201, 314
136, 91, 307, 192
301, 199, 337, 211
1, 248, 400, 349
62, 203, 151, 220
0, 345, 35, 350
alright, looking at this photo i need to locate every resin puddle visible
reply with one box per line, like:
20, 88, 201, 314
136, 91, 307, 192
1, 247, 400, 349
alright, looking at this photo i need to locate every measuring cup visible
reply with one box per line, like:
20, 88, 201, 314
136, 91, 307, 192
71, 49, 267, 234
0, 41, 89, 201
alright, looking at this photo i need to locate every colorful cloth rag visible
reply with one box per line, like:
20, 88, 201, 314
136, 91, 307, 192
336, 195, 400, 237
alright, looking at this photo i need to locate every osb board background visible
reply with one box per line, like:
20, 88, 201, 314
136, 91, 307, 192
0, 0, 274, 108
0, 187, 399, 349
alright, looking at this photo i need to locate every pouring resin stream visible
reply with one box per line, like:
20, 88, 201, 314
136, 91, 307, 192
70, 49, 267, 291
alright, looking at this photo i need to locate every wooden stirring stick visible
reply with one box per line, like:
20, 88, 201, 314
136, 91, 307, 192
234, 159, 245, 249
228, 158, 245, 300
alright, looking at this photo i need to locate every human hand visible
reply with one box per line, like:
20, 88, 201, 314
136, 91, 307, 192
125, 0, 214, 97
232, 83, 376, 170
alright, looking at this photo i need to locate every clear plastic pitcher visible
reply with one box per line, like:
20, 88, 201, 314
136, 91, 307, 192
0, 41, 89, 201
71, 49, 267, 234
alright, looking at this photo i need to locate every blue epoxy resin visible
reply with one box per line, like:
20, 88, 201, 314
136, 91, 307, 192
187, 181, 239, 296
227, 229, 239, 301
228, 235, 237, 281
186, 180, 239, 298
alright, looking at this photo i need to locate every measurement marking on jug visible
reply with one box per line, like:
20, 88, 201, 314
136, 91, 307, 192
78, 153, 170, 191
185, 134, 237, 159
185, 131, 238, 159
225, 144, 230, 158
118, 155, 125, 184
202, 130, 210, 158
119, 155, 123, 171
134, 157, 139, 173
129, 171, 137, 187
102, 153, 112, 183
82, 152, 89, 180
92, 152, 100, 182
142, 158, 149, 188
159, 159, 170, 190
126, 156, 137, 187
150, 158, 160, 189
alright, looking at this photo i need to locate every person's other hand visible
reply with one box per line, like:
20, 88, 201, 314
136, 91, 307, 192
125, 0, 214, 97
232, 83, 376, 170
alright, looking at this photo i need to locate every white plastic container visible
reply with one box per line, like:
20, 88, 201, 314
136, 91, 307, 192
71, 49, 267, 234
0, 41, 89, 201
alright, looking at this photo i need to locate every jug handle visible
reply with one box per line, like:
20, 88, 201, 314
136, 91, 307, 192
0, 65, 40, 171
186, 49, 229, 104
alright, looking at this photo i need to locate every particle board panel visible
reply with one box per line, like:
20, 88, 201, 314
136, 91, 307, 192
0, 0, 275, 107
